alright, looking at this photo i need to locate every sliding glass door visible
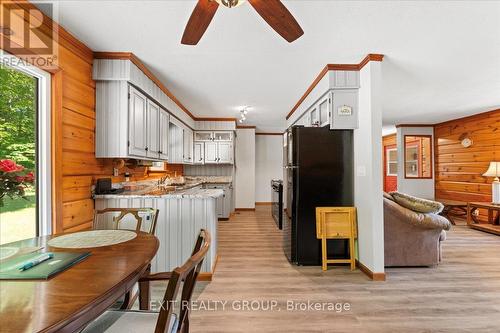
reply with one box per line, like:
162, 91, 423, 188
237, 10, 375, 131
0, 65, 39, 245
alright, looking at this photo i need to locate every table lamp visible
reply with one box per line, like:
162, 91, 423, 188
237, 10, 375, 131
483, 161, 500, 205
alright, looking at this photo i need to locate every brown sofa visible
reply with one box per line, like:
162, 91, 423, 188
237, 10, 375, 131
384, 194, 452, 267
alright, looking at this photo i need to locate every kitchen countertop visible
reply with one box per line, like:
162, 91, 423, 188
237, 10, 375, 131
93, 176, 231, 199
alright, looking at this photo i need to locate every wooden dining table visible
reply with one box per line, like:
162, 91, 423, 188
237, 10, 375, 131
0, 231, 159, 333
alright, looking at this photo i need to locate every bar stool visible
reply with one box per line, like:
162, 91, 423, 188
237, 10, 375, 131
316, 207, 357, 271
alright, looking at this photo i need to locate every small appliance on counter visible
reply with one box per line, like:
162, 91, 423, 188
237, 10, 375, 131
94, 178, 124, 195
271, 180, 283, 229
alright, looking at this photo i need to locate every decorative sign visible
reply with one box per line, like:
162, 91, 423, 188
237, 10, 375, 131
337, 105, 353, 116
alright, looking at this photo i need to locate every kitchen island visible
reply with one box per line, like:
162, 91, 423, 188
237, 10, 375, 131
94, 184, 223, 280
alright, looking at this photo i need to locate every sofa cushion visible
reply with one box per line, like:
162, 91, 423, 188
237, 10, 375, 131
383, 192, 394, 201
390, 191, 444, 214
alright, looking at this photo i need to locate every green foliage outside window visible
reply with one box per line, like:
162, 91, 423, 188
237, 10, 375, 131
0, 65, 37, 170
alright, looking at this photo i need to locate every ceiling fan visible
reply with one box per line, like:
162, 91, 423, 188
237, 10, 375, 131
181, 0, 304, 45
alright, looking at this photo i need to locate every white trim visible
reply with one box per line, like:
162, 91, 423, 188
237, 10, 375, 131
0, 52, 52, 236
385, 147, 397, 176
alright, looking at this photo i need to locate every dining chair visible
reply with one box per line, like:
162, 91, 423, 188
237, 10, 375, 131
93, 208, 159, 310
82, 229, 210, 333
93, 208, 159, 235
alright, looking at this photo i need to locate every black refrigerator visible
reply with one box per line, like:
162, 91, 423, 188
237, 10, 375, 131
283, 125, 354, 265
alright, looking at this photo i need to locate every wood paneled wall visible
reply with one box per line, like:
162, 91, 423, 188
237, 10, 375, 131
1, 1, 101, 233
2, 2, 185, 233
435, 110, 500, 205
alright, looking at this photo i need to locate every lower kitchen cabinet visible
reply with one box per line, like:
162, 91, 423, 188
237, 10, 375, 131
203, 183, 232, 219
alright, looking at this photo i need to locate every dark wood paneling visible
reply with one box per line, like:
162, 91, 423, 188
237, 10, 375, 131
435, 110, 500, 221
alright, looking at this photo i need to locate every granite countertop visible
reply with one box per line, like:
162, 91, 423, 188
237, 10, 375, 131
93, 176, 231, 199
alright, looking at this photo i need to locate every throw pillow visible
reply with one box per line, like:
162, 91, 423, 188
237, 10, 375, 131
389, 191, 444, 214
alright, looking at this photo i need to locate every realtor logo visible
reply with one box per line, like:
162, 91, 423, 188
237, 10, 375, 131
0, 2, 58, 67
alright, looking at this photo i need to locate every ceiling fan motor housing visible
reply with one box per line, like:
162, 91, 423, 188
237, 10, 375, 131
218, 0, 241, 8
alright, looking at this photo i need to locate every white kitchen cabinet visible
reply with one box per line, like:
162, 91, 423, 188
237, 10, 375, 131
310, 106, 320, 126
183, 127, 194, 164
146, 99, 160, 159
128, 87, 148, 157
204, 183, 232, 219
217, 142, 233, 164
204, 142, 233, 164
169, 120, 184, 163
194, 142, 205, 164
194, 132, 213, 141
213, 131, 233, 141
158, 109, 169, 160
318, 93, 331, 127
204, 141, 218, 164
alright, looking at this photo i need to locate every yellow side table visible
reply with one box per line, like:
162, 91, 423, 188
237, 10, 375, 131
316, 207, 357, 271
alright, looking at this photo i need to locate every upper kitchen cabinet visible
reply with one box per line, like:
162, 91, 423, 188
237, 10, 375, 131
158, 109, 170, 160
286, 70, 360, 130
183, 126, 194, 164
128, 87, 148, 157
194, 131, 234, 164
93, 58, 196, 162
193, 142, 205, 164
168, 117, 184, 164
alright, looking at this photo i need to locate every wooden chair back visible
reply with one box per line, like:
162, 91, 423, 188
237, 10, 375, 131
154, 229, 211, 333
93, 208, 159, 235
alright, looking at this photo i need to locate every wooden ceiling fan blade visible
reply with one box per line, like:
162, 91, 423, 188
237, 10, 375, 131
248, 0, 304, 43
181, 0, 219, 45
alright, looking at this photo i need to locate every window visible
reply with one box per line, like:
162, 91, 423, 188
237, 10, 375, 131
386, 148, 398, 176
404, 135, 432, 179
0, 54, 51, 244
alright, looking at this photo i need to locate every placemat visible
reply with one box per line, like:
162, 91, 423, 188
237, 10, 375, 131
48, 230, 137, 248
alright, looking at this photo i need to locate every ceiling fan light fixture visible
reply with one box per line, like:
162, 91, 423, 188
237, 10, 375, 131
214, 0, 246, 8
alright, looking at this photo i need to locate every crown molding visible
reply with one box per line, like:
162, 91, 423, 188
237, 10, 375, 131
286, 53, 384, 120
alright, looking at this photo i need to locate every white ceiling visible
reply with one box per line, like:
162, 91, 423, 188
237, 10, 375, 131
42, 0, 500, 131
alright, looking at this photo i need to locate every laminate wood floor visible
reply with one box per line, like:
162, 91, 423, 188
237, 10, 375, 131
149, 206, 500, 333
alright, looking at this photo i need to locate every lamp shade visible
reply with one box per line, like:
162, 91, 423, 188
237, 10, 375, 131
483, 162, 500, 178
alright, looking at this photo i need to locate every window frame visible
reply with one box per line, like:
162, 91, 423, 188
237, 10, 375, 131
403, 134, 433, 180
385, 147, 398, 176
1, 52, 52, 236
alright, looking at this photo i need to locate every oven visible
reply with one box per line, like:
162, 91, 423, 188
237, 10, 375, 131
271, 180, 283, 229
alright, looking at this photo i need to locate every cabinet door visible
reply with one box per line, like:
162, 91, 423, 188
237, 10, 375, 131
303, 111, 311, 127
213, 131, 233, 141
223, 187, 232, 218
169, 122, 183, 163
183, 127, 193, 164
217, 142, 233, 164
310, 107, 319, 126
146, 100, 160, 159
128, 87, 148, 157
318, 94, 330, 127
194, 142, 205, 164
204, 142, 218, 164
158, 110, 169, 160
194, 132, 213, 141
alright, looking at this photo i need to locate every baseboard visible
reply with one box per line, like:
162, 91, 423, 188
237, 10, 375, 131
235, 208, 256, 211
356, 260, 386, 281
255, 202, 272, 206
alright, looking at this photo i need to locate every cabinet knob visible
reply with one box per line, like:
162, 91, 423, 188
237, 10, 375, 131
158, 150, 162, 154
145, 147, 149, 151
